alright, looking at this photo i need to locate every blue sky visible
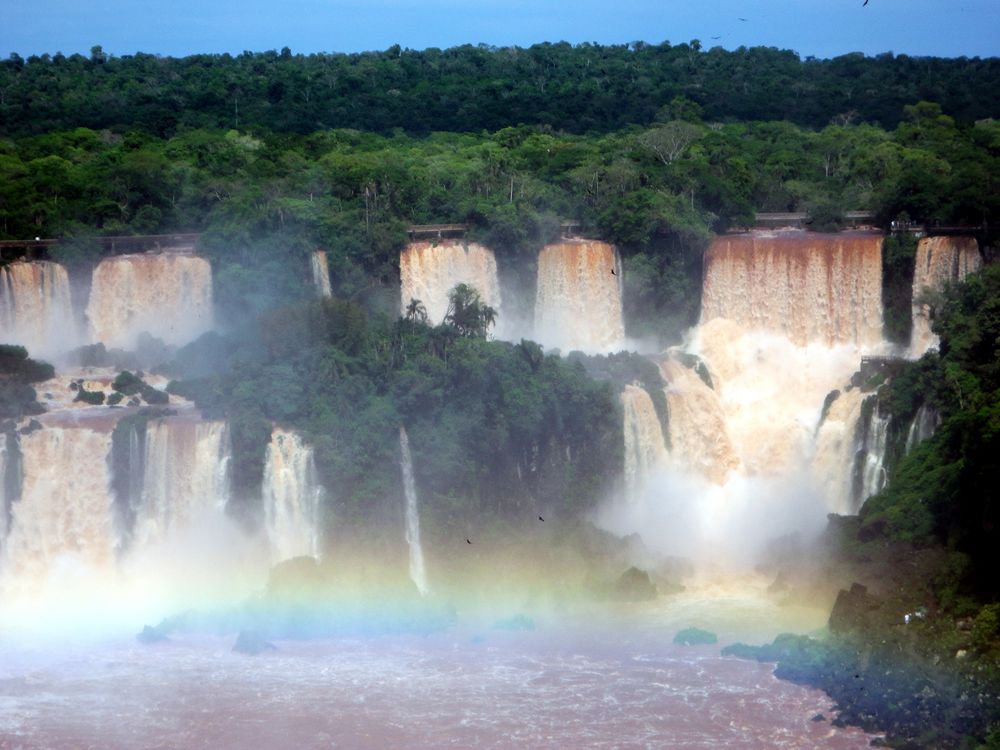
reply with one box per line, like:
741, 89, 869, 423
2, 0, 997, 60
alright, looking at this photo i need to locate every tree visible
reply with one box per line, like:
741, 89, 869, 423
404, 298, 428, 324
444, 283, 496, 338
637, 122, 703, 166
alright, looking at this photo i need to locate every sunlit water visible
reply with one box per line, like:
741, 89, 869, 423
0, 596, 877, 749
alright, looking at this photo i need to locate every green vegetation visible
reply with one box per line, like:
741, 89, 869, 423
1, 87, 997, 343
3, 44, 998, 138
0, 345, 52, 419
168, 295, 621, 538
862, 264, 1000, 603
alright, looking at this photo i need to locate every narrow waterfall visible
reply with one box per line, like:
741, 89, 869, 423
130, 419, 230, 549
86, 254, 214, 349
702, 231, 883, 347
0, 432, 21, 548
852, 396, 891, 507
910, 236, 982, 355
0, 260, 77, 359
1, 426, 117, 583
398, 426, 428, 596
399, 240, 502, 325
262, 427, 323, 563
905, 404, 940, 454
110, 419, 147, 552
311, 250, 333, 298
534, 239, 624, 353
621, 384, 668, 504
812, 388, 865, 515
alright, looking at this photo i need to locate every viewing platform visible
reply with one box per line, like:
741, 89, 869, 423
753, 211, 876, 229
405, 224, 469, 239
0, 233, 202, 262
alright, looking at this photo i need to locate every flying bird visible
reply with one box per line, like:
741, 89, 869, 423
466, 538, 472, 544
711, 36, 722, 40
738, 17, 747, 21
862, 0, 869, 5
610, 268, 617, 276
538, 515, 545, 522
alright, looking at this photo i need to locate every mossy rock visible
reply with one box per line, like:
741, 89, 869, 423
611, 567, 658, 601
73, 388, 105, 406
674, 627, 718, 646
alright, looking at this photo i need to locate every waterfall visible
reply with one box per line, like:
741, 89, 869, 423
0, 260, 77, 359
398, 426, 429, 596
702, 231, 883, 347
86, 254, 214, 349
0, 431, 21, 549
905, 404, 939, 455
130, 418, 230, 549
534, 239, 624, 353
852, 396, 891, 508
262, 428, 323, 563
311, 251, 332, 298
621, 384, 668, 504
910, 236, 981, 355
1, 425, 117, 583
399, 240, 502, 326
812, 388, 865, 515
659, 357, 740, 484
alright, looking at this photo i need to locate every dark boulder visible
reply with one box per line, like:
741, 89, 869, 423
233, 630, 276, 655
829, 583, 881, 634
611, 567, 658, 601
136, 625, 169, 644
673, 627, 718, 646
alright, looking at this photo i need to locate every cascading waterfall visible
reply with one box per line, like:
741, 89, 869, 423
852, 396, 891, 507
398, 426, 429, 596
910, 236, 981, 356
1, 425, 117, 583
534, 239, 624, 353
905, 404, 939, 454
262, 428, 323, 563
399, 240, 502, 326
605, 230, 889, 563
702, 231, 883, 347
86, 253, 214, 349
621, 384, 668, 504
129, 418, 230, 549
311, 250, 333, 298
658, 357, 741, 484
0, 260, 77, 359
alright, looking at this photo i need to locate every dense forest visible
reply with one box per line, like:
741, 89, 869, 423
2, 43, 999, 137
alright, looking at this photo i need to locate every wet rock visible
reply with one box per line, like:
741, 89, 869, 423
136, 625, 169, 644
829, 583, 881, 634
673, 627, 718, 646
233, 630, 276, 655
610, 567, 657, 601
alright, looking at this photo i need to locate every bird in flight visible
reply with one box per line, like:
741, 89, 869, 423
610, 268, 617, 276
862, 0, 869, 5
538, 515, 545, 522
738, 17, 747, 21
711, 36, 722, 40
466, 538, 472, 544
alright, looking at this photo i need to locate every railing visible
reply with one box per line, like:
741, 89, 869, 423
405, 224, 469, 238
0, 233, 201, 261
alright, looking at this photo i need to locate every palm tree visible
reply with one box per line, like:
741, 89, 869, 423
404, 297, 428, 324
444, 283, 497, 338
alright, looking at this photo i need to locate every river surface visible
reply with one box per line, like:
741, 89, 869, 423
0, 594, 877, 750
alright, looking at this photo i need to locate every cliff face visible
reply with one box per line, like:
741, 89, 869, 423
910, 236, 981, 355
